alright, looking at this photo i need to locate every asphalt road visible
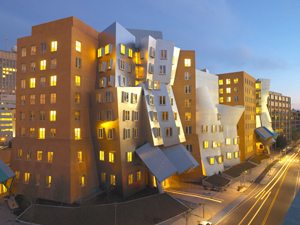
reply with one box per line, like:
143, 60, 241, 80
217, 147, 300, 225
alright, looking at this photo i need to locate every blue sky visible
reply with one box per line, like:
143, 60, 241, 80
1, 0, 299, 109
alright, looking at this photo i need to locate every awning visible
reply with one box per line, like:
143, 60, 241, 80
160, 144, 199, 175
135, 143, 177, 183
255, 126, 274, 139
0, 158, 15, 183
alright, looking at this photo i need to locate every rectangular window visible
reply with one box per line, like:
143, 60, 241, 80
51, 58, 57, 69
37, 151, 42, 161
98, 128, 105, 139
50, 128, 56, 138
162, 111, 169, 121
101, 172, 106, 182
40, 60, 46, 70
184, 59, 191, 67
40, 111, 45, 121
174, 112, 177, 120
124, 128, 130, 139
98, 48, 103, 58
109, 152, 115, 163
185, 72, 191, 80
219, 125, 223, 132
227, 152, 232, 159
154, 81, 161, 90
128, 173, 133, 185
21, 47, 26, 57
50, 75, 57, 86
212, 125, 217, 133
75, 75, 81, 86
106, 91, 112, 102
30, 78, 36, 88
51, 41, 57, 52
120, 44, 125, 54
29, 127, 35, 137
122, 92, 129, 103
80, 175, 85, 187
227, 97, 231, 102
132, 111, 139, 121
33, 174, 40, 185
76, 41, 81, 52
219, 88, 223, 94
75, 110, 80, 121
20, 127, 25, 137
98, 151, 105, 162
226, 88, 231, 93
21, 63, 26, 73
234, 87, 238, 93
50, 111, 56, 121
107, 129, 113, 139
166, 127, 173, 137
41, 43, 46, 53
105, 44, 112, 55
226, 79, 231, 84
234, 78, 238, 84
17, 149, 22, 159
24, 173, 30, 184
75, 128, 81, 140
97, 110, 104, 121
186, 144, 193, 153
46, 176, 51, 187
185, 126, 192, 135
30, 62, 36, 72
132, 93, 137, 104
149, 95, 154, 105
106, 111, 113, 121
119, 59, 125, 70
234, 96, 239, 102
234, 151, 239, 158
203, 141, 209, 149
133, 127, 139, 138
40, 77, 46, 87
75, 93, 81, 104
219, 97, 223, 103
31, 45, 36, 55
202, 125, 208, 133
161, 50, 167, 59
226, 138, 231, 145
185, 85, 191, 94
50, 93, 56, 104
40, 94, 45, 104
30, 95, 35, 105
48, 152, 53, 163
21, 95, 25, 105
78, 151, 83, 163
136, 171, 141, 181
148, 63, 154, 73
128, 48, 133, 58
110, 175, 116, 185
217, 113, 221, 121
233, 138, 238, 145
127, 152, 132, 163
149, 47, 155, 58
159, 96, 166, 105
212, 141, 218, 148
76, 57, 81, 69
107, 59, 113, 70
159, 65, 166, 74
185, 112, 191, 121
39, 128, 45, 139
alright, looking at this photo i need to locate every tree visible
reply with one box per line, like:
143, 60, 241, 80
291, 126, 299, 142
276, 134, 287, 150
52, 175, 67, 205
22, 176, 38, 224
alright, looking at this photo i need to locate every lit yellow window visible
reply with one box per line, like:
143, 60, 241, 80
234, 151, 239, 158
219, 97, 223, 103
39, 128, 45, 139
99, 151, 104, 161
218, 156, 222, 164
40, 60, 46, 70
24, 172, 30, 183
98, 48, 102, 58
17, 149, 22, 159
75, 75, 81, 86
128, 48, 133, 58
219, 79, 223, 85
226, 79, 231, 84
105, 44, 110, 55
50, 111, 56, 121
184, 59, 191, 67
109, 152, 115, 163
219, 88, 223, 94
37, 151, 42, 161
127, 152, 132, 163
137, 171, 141, 181
128, 173, 133, 185
50, 93, 56, 104
226, 138, 231, 145
46, 175, 51, 187
227, 152, 232, 159
75, 128, 81, 140
78, 151, 83, 162
234, 138, 238, 145
234, 78, 238, 84
227, 97, 231, 102
50, 75, 57, 86
30, 78, 36, 88
76, 41, 81, 52
120, 44, 125, 54
226, 88, 231, 93
48, 152, 53, 163
81, 175, 85, 186
212, 141, 218, 148
185, 112, 191, 121
203, 141, 209, 149
51, 41, 57, 52
256, 83, 260, 89
256, 107, 260, 114
110, 175, 116, 185
50, 128, 56, 138
209, 157, 214, 165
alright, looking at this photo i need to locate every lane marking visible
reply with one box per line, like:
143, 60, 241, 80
248, 192, 272, 225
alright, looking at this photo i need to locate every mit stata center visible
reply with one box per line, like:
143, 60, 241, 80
11, 17, 276, 203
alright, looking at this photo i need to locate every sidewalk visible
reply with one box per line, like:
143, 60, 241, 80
161, 152, 282, 225
0, 194, 18, 225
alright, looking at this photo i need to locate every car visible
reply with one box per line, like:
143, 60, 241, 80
198, 221, 213, 225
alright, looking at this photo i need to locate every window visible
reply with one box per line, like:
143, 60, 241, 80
98, 48, 103, 58
98, 128, 105, 139
122, 92, 129, 103
21, 47, 26, 57
227, 152, 232, 159
152, 111, 158, 121
75, 93, 81, 104
31, 45, 36, 55
226, 79, 231, 84
106, 111, 113, 121
40, 77, 46, 87
50, 93, 56, 104
185, 112, 191, 121
17, 149, 22, 159
21, 63, 26, 73
75, 128, 81, 140
126, 62, 132, 73
76, 41, 81, 52
15, 171, 20, 182
159, 65, 166, 74
41, 43, 46, 53
185, 72, 191, 80
203, 141, 209, 149
51, 41, 57, 52
97, 110, 104, 121
80, 175, 85, 187
21, 95, 25, 105
107, 59, 113, 70
132, 93, 137, 103
119, 59, 125, 71
37, 151, 42, 161
128, 48, 133, 58
106, 91, 112, 102
109, 152, 115, 163
133, 127, 139, 138
29, 127, 35, 137
234, 78, 238, 84
234, 151, 239, 158
51, 58, 57, 69
75, 110, 80, 121
219, 125, 223, 132
30, 95, 35, 105
39, 128, 45, 139
173, 112, 177, 120
20, 127, 25, 137
40, 111, 45, 121
149, 47, 155, 58
226, 88, 231, 93
30, 62, 36, 72
234, 138, 238, 145
154, 81, 161, 90
101, 172, 106, 182
127, 152, 132, 163
226, 138, 231, 145
40, 94, 45, 104
202, 125, 208, 133
219, 88, 223, 94
184, 59, 191, 67
110, 175, 116, 185
50, 75, 57, 86
133, 111, 139, 121
217, 113, 221, 121
99, 150, 105, 161
185, 126, 192, 135
128, 174, 133, 185
105, 44, 112, 55
24, 173, 30, 184
40, 60, 46, 70
165, 127, 173, 137
78, 151, 83, 163
120, 44, 125, 54
124, 128, 130, 139
76, 57, 81, 69
234, 96, 239, 102
185, 85, 191, 94
227, 97, 231, 102
209, 157, 214, 165
50, 128, 56, 138
148, 63, 154, 73
162, 111, 169, 121
234, 87, 238, 93
107, 129, 113, 139
30, 78, 36, 88
212, 141, 218, 148
75, 75, 81, 86
137, 171, 141, 181
159, 96, 166, 105
212, 125, 217, 133
46, 176, 51, 187
219, 97, 223, 103
48, 152, 53, 163
149, 95, 154, 105
186, 144, 192, 153
50, 111, 56, 121
219, 79, 223, 85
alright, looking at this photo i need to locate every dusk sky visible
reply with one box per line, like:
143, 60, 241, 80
1, 0, 299, 109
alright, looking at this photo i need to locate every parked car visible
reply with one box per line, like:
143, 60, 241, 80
198, 221, 213, 225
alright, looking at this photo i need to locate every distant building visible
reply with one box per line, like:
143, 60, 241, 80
0, 50, 17, 95
291, 109, 300, 138
0, 94, 15, 144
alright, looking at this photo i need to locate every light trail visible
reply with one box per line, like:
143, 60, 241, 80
165, 189, 223, 203
247, 192, 271, 225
